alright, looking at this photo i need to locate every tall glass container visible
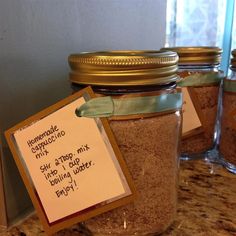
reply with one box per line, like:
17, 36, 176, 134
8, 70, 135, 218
220, 49, 236, 174
162, 47, 223, 160
68, 51, 182, 235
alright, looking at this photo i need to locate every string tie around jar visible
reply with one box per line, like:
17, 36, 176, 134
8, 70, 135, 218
224, 78, 236, 92
177, 71, 224, 87
75, 93, 182, 118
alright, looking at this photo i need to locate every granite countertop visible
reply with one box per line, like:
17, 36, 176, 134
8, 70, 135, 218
1, 159, 236, 236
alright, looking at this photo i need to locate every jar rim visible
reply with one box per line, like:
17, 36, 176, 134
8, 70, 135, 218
68, 50, 179, 87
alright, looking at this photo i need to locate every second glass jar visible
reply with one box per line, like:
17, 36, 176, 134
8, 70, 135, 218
162, 47, 223, 160
220, 49, 236, 174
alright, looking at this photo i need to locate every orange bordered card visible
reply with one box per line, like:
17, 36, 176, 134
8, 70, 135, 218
5, 87, 136, 235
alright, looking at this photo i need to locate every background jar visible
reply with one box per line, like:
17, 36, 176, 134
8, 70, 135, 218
162, 47, 223, 159
219, 49, 236, 174
68, 51, 182, 236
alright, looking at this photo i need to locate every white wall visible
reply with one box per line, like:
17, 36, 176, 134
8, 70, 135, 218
0, 0, 167, 132
0, 0, 167, 223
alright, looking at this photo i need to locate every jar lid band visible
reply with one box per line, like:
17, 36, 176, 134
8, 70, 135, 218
161, 47, 222, 65
75, 93, 182, 118
177, 71, 224, 87
68, 50, 179, 86
231, 49, 236, 68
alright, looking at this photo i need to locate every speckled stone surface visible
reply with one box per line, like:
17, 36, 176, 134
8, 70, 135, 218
0, 159, 236, 236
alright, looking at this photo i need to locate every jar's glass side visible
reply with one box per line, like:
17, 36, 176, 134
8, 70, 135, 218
83, 109, 181, 235
181, 85, 219, 154
220, 72, 236, 174
178, 66, 221, 156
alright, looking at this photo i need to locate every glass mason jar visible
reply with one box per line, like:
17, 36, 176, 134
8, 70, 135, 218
219, 49, 236, 174
68, 51, 182, 235
162, 47, 223, 160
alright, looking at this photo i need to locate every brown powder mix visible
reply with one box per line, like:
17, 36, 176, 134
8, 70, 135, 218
181, 85, 219, 154
220, 92, 236, 166
83, 112, 181, 235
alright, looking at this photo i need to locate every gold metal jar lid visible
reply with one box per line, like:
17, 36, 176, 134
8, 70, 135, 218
161, 47, 222, 65
68, 50, 179, 86
231, 49, 236, 69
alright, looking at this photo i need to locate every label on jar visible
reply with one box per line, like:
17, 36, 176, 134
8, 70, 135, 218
5, 87, 135, 235
182, 87, 202, 136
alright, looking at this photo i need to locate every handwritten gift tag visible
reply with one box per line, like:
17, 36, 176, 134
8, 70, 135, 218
5, 87, 135, 235
182, 87, 202, 137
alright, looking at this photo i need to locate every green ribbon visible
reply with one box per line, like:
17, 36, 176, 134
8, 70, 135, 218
76, 93, 182, 118
224, 79, 236, 92
177, 71, 224, 87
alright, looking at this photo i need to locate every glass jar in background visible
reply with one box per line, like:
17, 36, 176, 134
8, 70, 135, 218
68, 51, 182, 236
220, 49, 236, 174
162, 47, 223, 160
